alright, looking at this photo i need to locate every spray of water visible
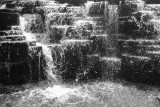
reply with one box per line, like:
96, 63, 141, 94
38, 43, 59, 83
20, 16, 36, 41
20, 14, 59, 83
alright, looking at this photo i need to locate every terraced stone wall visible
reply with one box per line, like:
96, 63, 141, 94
118, 0, 160, 85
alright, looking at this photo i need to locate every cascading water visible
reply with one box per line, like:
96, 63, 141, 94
20, 11, 60, 83
0, 1, 127, 107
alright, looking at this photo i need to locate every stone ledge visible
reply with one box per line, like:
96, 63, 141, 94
120, 53, 160, 84
0, 35, 26, 41
0, 41, 36, 63
0, 46, 46, 85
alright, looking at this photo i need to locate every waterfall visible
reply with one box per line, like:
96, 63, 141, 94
20, 14, 59, 83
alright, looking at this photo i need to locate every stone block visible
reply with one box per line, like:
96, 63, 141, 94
132, 11, 156, 22
118, 20, 139, 35
28, 46, 46, 82
0, 26, 12, 31
145, 1, 160, 4
50, 40, 93, 81
100, 57, 121, 80
0, 30, 23, 36
144, 45, 160, 52
60, 39, 92, 56
120, 54, 160, 84
46, 13, 74, 26
118, 39, 160, 56
65, 26, 79, 39
77, 54, 101, 81
0, 12, 20, 27
90, 34, 117, 57
119, 1, 144, 16
0, 46, 46, 85
87, 1, 107, 16
48, 25, 67, 43
0, 26, 22, 31
92, 29, 106, 35
118, 16, 131, 22
0, 35, 26, 41
0, 41, 36, 63
66, 6, 84, 16
146, 51, 160, 59
5, 3, 20, 8
0, 62, 31, 85
44, 5, 67, 14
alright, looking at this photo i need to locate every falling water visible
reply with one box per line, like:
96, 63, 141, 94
20, 16, 36, 41
20, 12, 59, 83
0, 1, 129, 107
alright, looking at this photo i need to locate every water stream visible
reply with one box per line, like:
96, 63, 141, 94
0, 1, 125, 107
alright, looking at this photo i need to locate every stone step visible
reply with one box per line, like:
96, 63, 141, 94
87, 1, 107, 16
74, 20, 95, 30
11, 26, 22, 30
100, 57, 121, 80
46, 13, 74, 26
121, 54, 160, 84
48, 25, 67, 43
118, 16, 131, 22
132, 10, 156, 21
118, 39, 160, 56
48, 25, 93, 42
66, 6, 84, 16
44, 5, 67, 14
143, 45, 160, 52
60, 39, 93, 55
0, 35, 26, 41
92, 30, 106, 35
0, 9, 15, 13
90, 34, 117, 57
0, 12, 20, 27
48, 40, 92, 81
5, 3, 21, 8
94, 25, 105, 31
118, 39, 160, 46
119, 1, 144, 16
0, 30, 23, 36
45, 1, 67, 7
66, 26, 92, 39
118, 21, 139, 35
48, 43, 121, 81
0, 46, 46, 85
86, 16, 104, 21
0, 41, 36, 63
146, 51, 160, 59
49, 40, 93, 62
145, 1, 160, 4
0, 26, 22, 31
119, 19, 160, 38
144, 4, 160, 14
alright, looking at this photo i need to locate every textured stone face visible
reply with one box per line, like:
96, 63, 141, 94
0, 12, 20, 28
0, 46, 46, 85
0, 41, 36, 63
144, 0, 160, 4
120, 54, 160, 84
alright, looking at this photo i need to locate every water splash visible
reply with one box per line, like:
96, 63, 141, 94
37, 43, 59, 83
20, 14, 59, 83
20, 16, 36, 41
